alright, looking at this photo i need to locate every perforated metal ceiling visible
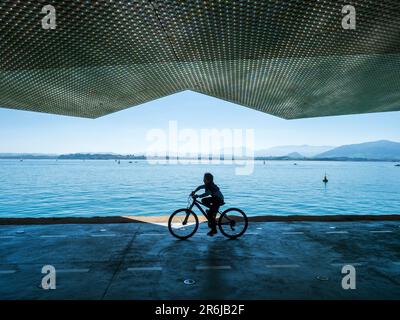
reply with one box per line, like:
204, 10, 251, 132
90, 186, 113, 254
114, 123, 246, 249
0, 1, 400, 119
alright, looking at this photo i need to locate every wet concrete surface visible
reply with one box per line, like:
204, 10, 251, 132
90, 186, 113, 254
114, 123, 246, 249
0, 220, 399, 299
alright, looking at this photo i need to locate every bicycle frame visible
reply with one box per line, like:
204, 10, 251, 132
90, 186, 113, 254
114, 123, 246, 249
187, 197, 221, 220
185, 196, 234, 226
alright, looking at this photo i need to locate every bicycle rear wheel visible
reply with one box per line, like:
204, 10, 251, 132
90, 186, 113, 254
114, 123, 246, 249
168, 209, 199, 240
218, 208, 248, 239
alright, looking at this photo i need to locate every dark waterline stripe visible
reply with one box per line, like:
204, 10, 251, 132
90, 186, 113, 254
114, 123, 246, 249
1, 214, 400, 225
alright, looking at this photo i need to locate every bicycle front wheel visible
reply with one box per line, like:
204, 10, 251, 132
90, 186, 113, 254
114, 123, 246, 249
168, 209, 199, 240
218, 208, 248, 239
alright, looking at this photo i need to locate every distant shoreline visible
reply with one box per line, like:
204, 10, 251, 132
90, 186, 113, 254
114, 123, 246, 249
0, 157, 399, 162
2, 140, 400, 162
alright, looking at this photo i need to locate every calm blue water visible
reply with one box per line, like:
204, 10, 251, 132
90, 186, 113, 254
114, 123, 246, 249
0, 159, 399, 217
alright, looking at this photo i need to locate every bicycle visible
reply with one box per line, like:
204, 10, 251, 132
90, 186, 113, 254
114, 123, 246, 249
168, 194, 248, 240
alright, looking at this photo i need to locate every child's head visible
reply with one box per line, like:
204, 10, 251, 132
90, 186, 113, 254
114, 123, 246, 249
203, 172, 214, 185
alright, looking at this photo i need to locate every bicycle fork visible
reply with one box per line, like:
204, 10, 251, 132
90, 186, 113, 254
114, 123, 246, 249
183, 203, 196, 225
182, 213, 190, 225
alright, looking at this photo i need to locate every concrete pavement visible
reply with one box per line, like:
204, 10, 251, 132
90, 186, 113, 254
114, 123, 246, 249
0, 220, 399, 299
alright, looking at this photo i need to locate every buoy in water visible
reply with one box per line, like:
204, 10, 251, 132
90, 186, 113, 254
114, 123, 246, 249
323, 174, 328, 183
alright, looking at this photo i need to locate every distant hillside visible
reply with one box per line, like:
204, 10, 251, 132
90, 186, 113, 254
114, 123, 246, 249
3, 141, 400, 161
315, 140, 400, 160
58, 153, 145, 160
286, 152, 305, 159
255, 145, 334, 157
0, 153, 57, 159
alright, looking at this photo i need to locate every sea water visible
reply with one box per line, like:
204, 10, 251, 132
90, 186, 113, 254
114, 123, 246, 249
0, 159, 399, 217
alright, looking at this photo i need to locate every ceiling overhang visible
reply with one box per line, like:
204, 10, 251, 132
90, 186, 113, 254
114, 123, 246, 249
1, 1, 399, 119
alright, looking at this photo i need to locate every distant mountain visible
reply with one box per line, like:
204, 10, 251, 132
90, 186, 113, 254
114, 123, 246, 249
3, 141, 400, 161
286, 152, 305, 159
255, 145, 334, 157
315, 140, 400, 160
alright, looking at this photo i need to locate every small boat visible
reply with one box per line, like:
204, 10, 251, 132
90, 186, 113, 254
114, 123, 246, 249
395, 164, 400, 167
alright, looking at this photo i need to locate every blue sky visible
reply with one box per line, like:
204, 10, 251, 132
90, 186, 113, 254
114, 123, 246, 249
0, 90, 399, 154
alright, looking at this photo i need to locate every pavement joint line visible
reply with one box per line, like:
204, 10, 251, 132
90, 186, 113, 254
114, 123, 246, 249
326, 231, 349, 234
101, 228, 140, 299
370, 230, 393, 233
57, 269, 90, 273
195, 233, 226, 236
282, 232, 304, 235
40, 235, 67, 238
127, 267, 163, 271
0, 270, 17, 274
265, 264, 300, 268
196, 266, 232, 270
0, 261, 110, 266
331, 263, 365, 267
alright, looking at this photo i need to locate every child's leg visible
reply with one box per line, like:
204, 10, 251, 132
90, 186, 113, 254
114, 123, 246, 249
208, 199, 220, 232
201, 197, 218, 231
201, 198, 212, 213
209, 211, 217, 232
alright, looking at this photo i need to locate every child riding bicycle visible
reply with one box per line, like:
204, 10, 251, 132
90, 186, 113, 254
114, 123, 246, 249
191, 173, 225, 237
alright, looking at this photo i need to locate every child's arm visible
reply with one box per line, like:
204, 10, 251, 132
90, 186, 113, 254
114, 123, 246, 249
192, 185, 211, 198
198, 190, 211, 198
193, 185, 205, 193
192, 185, 210, 198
